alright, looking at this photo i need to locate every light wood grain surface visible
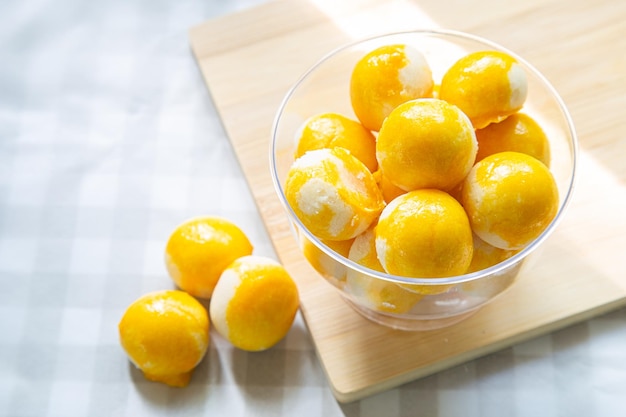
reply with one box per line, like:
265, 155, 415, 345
190, 0, 626, 402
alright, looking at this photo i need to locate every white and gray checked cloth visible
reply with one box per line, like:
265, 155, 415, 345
1, 0, 625, 416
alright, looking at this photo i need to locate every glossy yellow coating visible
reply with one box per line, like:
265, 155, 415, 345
210, 256, 299, 352
350, 44, 433, 131
461, 151, 559, 250
301, 234, 354, 285
440, 51, 528, 129
373, 169, 406, 204
398, 280, 453, 296
346, 227, 423, 313
376, 98, 477, 192
475, 113, 551, 166
466, 233, 519, 273
118, 290, 209, 387
295, 112, 378, 172
375, 189, 473, 278
284, 147, 385, 241
165, 216, 253, 299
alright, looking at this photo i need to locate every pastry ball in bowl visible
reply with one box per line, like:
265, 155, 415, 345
270, 30, 577, 330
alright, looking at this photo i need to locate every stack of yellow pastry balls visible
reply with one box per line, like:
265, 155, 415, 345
285, 44, 558, 314
119, 216, 299, 387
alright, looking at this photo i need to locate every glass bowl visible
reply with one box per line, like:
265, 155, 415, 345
270, 29, 577, 331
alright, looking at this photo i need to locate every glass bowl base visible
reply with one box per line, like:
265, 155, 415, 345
342, 296, 481, 331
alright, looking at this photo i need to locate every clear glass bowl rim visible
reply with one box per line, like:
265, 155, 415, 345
269, 28, 578, 287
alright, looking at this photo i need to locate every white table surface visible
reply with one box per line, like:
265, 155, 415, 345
1, 0, 625, 416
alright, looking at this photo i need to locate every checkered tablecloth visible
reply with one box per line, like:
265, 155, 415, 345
1, 0, 625, 416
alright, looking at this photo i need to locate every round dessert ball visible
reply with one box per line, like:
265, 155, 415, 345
373, 169, 406, 204
284, 147, 385, 241
475, 112, 551, 166
461, 151, 559, 250
301, 235, 354, 285
375, 189, 474, 278
376, 98, 477, 192
210, 256, 299, 352
439, 50, 528, 129
118, 290, 209, 387
350, 44, 433, 132
165, 216, 253, 299
294, 112, 378, 172
346, 226, 424, 314
466, 233, 520, 274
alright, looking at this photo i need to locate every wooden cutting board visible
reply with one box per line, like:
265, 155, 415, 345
189, 0, 626, 403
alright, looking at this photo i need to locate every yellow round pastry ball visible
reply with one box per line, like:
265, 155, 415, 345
376, 98, 477, 192
165, 216, 253, 299
301, 235, 354, 285
350, 44, 433, 132
346, 226, 424, 314
461, 151, 559, 250
466, 233, 520, 274
118, 290, 209, 387
373, 169, 407, 204
440, 51, 527, 129
375, 189, 474, 278
475, 112, 551, 166
295, 112, 378, 172
209, 256, 299, 352
284, 147, 384, 241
